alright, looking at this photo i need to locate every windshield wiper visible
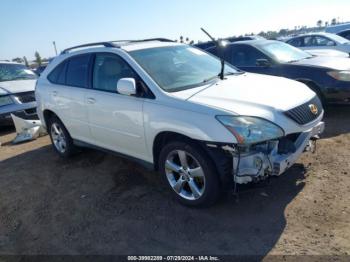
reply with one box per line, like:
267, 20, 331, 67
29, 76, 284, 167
202, 75, 219, 83
201, 28, 225, 80
12, 76, 33, 80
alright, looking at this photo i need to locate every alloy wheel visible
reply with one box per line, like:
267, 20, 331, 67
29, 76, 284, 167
165, 150, 206, 200
51, 123, 67, 153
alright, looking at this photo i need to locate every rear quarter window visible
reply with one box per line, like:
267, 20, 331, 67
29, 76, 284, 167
47, 61, 67, 85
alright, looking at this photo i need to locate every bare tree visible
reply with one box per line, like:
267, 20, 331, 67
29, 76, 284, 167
23, 56, 29, 67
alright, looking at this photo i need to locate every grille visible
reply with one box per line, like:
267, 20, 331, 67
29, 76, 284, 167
15, 91, 36, 103
284, 96, 323, 125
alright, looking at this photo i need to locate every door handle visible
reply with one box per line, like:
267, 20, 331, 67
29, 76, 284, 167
87, 97, 96, 104
52, 91, 58, 96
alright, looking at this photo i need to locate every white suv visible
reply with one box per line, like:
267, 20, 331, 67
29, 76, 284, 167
36, 39, 325, 206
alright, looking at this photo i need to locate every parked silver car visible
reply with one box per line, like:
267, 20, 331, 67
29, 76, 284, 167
0, 61, 38, 125
286, 32, 350, 54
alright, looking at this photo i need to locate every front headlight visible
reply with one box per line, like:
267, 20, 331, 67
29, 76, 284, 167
216, 115, 284, 144
327, 71, 350, 82
0, 95, 13, 107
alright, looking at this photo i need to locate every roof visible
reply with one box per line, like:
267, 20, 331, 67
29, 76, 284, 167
287, 32, 349, 44
121, 41, 181, 51
225, 39, 275, 47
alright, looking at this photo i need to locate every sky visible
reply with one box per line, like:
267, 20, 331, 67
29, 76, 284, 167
1, 0, 350, 60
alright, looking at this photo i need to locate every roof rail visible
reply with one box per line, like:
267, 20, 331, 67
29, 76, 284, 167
111, 38, 174, 45
61, 42, 117, 54
132, 38, 174, 43
60, 38, 175, 55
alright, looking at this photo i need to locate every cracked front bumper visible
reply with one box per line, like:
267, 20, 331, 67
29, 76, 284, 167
233, 121, 325, 184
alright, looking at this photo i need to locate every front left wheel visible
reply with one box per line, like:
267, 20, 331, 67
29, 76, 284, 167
158, 141, 221, 207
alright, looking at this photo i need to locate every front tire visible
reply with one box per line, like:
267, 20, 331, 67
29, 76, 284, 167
48, 116, 75, 158
158, 141, 221, 207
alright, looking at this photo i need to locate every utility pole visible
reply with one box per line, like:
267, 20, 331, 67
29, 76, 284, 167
53, 41, 58, 56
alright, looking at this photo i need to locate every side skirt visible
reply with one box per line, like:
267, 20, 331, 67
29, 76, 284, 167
73, 139, 155, 171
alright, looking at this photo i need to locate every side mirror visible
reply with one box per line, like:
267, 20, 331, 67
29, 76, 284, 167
117, 78, 137, 96
256, 58, 271, 67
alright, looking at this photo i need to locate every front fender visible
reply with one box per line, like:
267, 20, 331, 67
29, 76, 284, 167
143, 101, 236, 161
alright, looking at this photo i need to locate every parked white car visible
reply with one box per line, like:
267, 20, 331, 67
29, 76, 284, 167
0, 61, 38, 125
286, 32, 350, 54
35, 39, 324, 206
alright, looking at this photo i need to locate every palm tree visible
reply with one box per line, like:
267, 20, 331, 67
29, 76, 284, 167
331, 18, 337, 25
317, 20, 323, 27
35, 51, 42, 67
180, 36, 184, 43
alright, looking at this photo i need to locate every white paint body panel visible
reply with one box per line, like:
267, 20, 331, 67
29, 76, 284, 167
36, 43, 323, 165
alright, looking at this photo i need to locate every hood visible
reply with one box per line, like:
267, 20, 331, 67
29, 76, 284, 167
306, 49, 350, 58
291, 56, 350, 70
174, 73, 315, 115
0, 79, 37, 95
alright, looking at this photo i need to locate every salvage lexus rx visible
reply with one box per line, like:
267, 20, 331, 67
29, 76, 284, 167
35, 39, 324, 206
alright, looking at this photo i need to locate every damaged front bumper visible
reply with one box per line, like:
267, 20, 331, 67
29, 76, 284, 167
230, 121, 325, 184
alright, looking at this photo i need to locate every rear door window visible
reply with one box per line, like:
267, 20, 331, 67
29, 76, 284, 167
66, 54, 91, 88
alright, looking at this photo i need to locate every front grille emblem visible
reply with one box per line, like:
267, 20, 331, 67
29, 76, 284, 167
309, 104, 318, 115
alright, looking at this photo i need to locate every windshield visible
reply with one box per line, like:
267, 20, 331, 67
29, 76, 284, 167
326, 33, 350, 44
0, 64, 37, 82
258, 41, 313, 63
129, 45, 238, 92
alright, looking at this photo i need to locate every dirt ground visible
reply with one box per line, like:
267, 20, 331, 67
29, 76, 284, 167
0, 106, 349, 257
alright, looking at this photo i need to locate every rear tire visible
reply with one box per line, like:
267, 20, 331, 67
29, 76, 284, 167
158, 141, 221, 207
48, 115, 76, 158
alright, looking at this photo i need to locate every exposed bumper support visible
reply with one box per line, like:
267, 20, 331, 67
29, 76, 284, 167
233, 121, 325, 184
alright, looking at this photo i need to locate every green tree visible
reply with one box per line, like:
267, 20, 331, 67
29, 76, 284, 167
12, 57, 23, 63
278, 29, 288, 36
34, 51, 42, 66
23, 56, 29, 67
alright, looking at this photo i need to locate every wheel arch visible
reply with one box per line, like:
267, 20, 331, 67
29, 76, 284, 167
42, 109, 65, 129
295, 78, 325, 102
152, 131, 233, 190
